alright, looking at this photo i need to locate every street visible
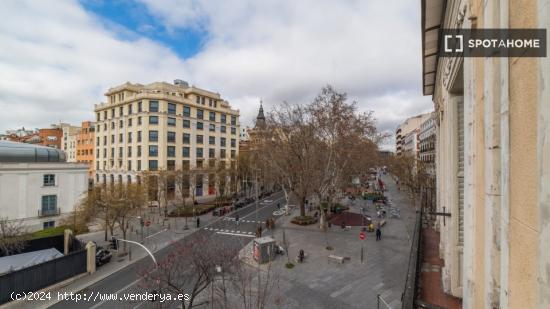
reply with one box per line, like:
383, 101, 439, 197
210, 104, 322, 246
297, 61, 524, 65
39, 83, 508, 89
50, 192, 285, 309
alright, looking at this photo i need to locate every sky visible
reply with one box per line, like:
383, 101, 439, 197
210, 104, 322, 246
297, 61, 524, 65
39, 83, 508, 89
0, 0, 434, 151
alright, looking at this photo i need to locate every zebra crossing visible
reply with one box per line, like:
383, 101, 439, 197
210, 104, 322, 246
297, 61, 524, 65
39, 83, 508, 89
203, 227, 256, 238
221, 217, 264, 224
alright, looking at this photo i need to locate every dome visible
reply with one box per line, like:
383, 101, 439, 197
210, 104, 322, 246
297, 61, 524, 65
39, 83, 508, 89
0, 141, 66, 163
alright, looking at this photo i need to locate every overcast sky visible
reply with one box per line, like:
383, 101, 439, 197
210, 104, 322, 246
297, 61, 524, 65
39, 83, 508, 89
0, 0, 433, 150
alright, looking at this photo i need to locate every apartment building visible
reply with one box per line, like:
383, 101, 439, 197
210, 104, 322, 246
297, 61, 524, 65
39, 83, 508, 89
0, 141, 88, 232
61, 124, 80, 162
395, 113, 431, 156
93, 80, 240, 199
76, 121, 95, 178
421, 0, 550, 307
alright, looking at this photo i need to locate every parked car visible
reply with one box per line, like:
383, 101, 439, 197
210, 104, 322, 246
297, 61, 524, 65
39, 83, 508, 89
96, 247, 112, 266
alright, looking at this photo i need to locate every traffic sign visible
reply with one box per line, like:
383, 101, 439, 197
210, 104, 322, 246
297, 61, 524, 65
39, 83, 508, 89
359, 231, 365, 240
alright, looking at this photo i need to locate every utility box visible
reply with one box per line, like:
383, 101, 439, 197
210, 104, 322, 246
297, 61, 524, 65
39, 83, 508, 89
253, 236, 276, 264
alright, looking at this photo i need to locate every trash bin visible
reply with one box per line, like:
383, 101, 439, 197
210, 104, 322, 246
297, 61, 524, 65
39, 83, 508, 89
253, 236, 276, 264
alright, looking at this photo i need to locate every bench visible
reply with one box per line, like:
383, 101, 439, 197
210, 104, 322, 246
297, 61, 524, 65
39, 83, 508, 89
328, 254, 345, 264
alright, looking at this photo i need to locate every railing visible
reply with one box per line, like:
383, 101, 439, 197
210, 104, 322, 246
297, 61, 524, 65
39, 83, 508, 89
401, 207, 423, 308
38, 208, 60, 217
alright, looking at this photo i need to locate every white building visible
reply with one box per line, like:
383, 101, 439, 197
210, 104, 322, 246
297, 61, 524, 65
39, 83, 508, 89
60, 124, 81, 163
0, 141, 88, 232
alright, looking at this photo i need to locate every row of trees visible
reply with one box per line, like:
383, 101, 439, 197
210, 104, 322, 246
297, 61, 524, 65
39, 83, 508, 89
256, 85, 385, 228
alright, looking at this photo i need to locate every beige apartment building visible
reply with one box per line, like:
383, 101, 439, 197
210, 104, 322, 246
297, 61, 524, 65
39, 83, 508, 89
395, 112, 432, 156
93, 80, 240, 199
421, 0, 550, 308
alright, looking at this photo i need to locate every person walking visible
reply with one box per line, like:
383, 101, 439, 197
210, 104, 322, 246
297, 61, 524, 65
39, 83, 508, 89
235, 214, 240, 226
376, 227, 382, 241
196, 217, 200, 228
277, 203, 281, 210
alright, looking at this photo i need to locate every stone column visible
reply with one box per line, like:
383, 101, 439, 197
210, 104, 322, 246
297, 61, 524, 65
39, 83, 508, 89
85, 241, 96, 274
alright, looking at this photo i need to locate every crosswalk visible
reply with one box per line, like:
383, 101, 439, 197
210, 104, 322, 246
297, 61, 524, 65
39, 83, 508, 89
203, 227, 256, 238
221, 217, 264, 224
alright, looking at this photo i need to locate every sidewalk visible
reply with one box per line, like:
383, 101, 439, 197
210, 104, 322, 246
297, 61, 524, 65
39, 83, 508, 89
244, 175, 417, 309
1, 210, 218, 309
419, 228, 462, 309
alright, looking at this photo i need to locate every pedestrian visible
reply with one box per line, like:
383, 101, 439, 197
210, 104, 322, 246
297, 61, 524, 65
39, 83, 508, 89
376, 227, 382, 241
235, 214, 240, 226
196, 217, 200, 228
277, 203, 281, 210
299, 249, 305, 263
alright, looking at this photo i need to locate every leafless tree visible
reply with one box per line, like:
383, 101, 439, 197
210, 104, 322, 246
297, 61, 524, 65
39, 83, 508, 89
0, 217, 29, 256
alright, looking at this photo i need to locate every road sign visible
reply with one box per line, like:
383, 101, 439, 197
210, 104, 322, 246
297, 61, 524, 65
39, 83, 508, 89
359, 231, 365, 240
145, 220, 151, 227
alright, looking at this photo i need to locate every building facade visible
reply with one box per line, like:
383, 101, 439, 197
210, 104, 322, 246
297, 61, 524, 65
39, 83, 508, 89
395, 113, 432, 156
76, 121, 95, 178
421, 0, 550, 307
0, 141, 88, 232
93, 81, 240, 200
61, 124, 81, 162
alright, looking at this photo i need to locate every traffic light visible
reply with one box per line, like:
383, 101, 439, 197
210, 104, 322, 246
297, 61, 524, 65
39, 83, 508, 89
110, 236, 118, 250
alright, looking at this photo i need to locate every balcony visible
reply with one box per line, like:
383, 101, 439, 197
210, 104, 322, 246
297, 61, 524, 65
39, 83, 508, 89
38, 208, 60, 217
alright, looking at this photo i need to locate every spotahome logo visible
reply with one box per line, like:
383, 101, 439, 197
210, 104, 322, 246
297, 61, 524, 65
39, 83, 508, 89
440, 29, 546, 57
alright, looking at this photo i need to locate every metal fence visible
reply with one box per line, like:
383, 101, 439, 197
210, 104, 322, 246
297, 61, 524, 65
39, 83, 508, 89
0, 245, 87, 304
401, 207, 423, 309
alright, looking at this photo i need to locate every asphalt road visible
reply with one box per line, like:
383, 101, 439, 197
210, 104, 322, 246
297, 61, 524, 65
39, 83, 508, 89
50, 192, 285, 309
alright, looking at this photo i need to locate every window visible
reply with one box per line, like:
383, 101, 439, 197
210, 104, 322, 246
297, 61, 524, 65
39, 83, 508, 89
137, 160, 141, 171
149, 160, 158, 171
149, 116, 158, 124
209, 136, 215, 145
128, 104, 133, 114
167, 146, 175, 157
137, 145, 142, 156
96, 112, 100, 121
201, 97, 205, 105
103, 148, 106, 158
183, 119, 190, 128
137, 131, 142, 142
103, 110, 107, 120
182, 160, 190, 170
119, 133, 123, 143
231, 116, 237, 125
209, 124, 215, 132
41, 195, 57, 214
43, 221, 55, 229
118, 147, 123, 157
197, 122, 203, 130
209, 148, 215, 158
119, 120, 123, 128
111, 135, 114, 143
128, 146, 132, 157
138, 116, 142, 125
197, 109, 204, 119
119, 106, 123, 117
197, 160, 204, 169
167, 160, 175, 171
111, 148, 114, 157
221, 126, 226, 133
231, 127, 236, 135
149, 145, 158, 157
220, 149, 226, 158
168, 117, 176, 126
128, 160, 132, 170
168, 103, 176, 115
128, 132, 132, 143
104, 123, 107, 131
183, 106, 191, 117
196, 96, 200, 104
149, 101, 159, 112
209, 111, 216, 121
111, 109, 115, 118
196, 148, 203, 158
167, 131, 176, 143
182, 147, 190, 157
196, 134, 203, 144
221, 137, 226, 147
221, 114, 227, 123
231, 150, 236, 159
111, 122, 115, 129
138, 101, 142, 112
231, 139, 236, 148
149, 131, 158, 142
183, 133, 190, 144
43, 174, 55, 186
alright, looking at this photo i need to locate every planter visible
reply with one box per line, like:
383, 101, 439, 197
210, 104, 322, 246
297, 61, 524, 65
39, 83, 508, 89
291, 216, 318, 226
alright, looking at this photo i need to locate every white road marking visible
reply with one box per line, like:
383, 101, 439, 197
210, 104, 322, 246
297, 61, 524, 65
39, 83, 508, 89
145, 228, 168, 239
216, 231, 255, 238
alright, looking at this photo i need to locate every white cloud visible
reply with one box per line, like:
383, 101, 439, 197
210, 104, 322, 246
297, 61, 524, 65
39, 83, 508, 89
0, 0, 433, 148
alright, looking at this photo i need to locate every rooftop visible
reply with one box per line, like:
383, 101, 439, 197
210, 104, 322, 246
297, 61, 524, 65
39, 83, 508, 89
0, 141, 66, 163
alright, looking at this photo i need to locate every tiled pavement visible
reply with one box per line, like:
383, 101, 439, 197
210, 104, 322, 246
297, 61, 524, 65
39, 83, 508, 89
243, 174, 418, 309
419, 228, 462, 309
